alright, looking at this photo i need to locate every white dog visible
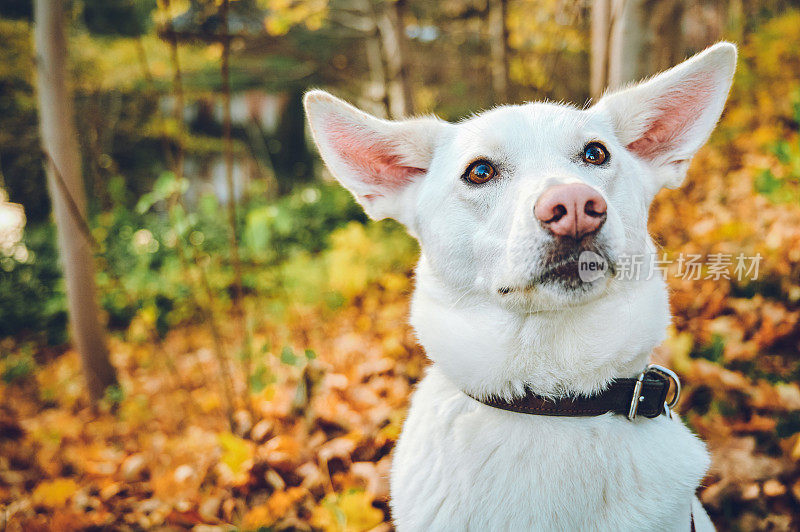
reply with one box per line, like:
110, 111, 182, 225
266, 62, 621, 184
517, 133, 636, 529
304, 42, 736, 531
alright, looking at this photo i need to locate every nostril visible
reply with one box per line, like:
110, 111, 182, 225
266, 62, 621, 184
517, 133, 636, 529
534, 198, 570, 225
584, 200, 606, 218
545, 204, 568, 223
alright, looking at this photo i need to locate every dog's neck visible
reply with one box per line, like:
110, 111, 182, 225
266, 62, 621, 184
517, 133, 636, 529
410, 256, 671, 400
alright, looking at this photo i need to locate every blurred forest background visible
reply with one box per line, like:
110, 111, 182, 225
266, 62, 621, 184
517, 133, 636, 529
1, 0, 800, 530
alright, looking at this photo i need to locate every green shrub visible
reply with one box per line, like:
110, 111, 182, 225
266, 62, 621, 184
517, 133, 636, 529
756, 87, 800, 203
0, 224, 67, 345
2, 175, 373, 345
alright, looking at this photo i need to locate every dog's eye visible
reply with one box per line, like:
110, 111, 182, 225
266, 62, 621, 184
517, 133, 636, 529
464, 160, 497, 184
582, 142, 609, 165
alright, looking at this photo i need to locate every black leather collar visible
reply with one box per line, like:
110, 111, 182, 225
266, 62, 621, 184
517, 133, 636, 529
467, 365, 680, 420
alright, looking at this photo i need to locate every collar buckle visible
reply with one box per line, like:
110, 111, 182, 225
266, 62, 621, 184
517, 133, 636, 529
627, 364, 681, 420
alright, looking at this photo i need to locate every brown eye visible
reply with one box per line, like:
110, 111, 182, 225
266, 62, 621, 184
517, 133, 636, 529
464, 160, 497, 184
582, 142, 609, 165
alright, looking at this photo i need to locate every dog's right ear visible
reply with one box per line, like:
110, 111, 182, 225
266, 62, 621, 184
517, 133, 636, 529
592, 42, 736, 189
304, 90, 446, 225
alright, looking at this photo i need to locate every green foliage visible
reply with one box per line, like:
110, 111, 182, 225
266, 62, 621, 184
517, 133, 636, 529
0, 18, 49, 222
0, 224, 68, 345
1, 347, 36, 383
0, 173, 378, 345
279, 346, 318, 367
691, 334, 726, 363
81, 0, 157, 37
249, 362, 274, 393
754, 168, 784, 197
135, 172, 189, 214
273, 220, 417, 307
103, 383, 126, 409
755, 87, 800, 203
243, 183, 366, 262
280, 346, 298, 366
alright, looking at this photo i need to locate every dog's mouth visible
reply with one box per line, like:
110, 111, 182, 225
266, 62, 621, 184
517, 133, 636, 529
498, 241, 616, 295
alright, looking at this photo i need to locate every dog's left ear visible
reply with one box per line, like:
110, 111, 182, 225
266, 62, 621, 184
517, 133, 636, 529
593, 42, 737, 189
304, 90, 446, 226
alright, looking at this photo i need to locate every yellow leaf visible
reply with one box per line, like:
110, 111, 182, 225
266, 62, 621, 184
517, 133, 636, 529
193, 388, 222, 413
32, 478, 80, 507
791, 435, 800, 461
217, 432, 254, 478
378, 411, 404, 442
664, 327, 694, 375
311, 490, 384, 532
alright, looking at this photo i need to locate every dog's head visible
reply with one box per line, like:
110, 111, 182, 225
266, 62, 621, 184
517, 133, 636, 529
305, 44, 736, 315
306, 43, 736, 396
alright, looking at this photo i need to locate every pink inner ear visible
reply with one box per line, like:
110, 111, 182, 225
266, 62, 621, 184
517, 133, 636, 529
325, 117, 425, 196
626, 73, 715, 160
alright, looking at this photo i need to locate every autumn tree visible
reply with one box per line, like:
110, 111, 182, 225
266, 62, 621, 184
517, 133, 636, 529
591, 0, 650, 98
34, 0, 118, 401
591, 0, 702, 99
488, 0, 510, 102
378, 0, 414, 117
328, 0, 414, 118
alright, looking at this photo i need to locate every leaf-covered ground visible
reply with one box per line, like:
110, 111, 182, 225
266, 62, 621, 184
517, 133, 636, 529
2, 276, 424, 531
4, 13, 800, 531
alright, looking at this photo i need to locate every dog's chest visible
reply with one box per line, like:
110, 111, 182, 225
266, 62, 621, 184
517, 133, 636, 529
390, 367, 709, 531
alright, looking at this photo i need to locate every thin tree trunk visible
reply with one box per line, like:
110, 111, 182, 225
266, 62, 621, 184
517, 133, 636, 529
363, 0, 392, 117
488, 0, 510, 103
161, 0, 235, 428
34, 0, 118, 401
377, 0, 413, 117
220, 0, 254, 416
167, 14, 185, 190
607, 0, 649, 90
220, 0, 244, 309
648, 0, 684, 73
591, 0, 611, 99
366, 31, 392, 117
592, 0, 651, 97
727, 0, 744, 43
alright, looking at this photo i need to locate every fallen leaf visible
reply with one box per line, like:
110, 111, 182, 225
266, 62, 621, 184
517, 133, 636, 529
32, 478, 79, 508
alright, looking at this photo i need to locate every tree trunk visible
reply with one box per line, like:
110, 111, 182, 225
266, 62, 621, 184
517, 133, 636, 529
590, 0, 611, 99
727, 0, 744, 43
593, 0, 686, 98
592, 0, 653, 97
607, 0, 650, 91
365, 9, 392, 117
488, 0, 511, 103
648, 0, 684, 73
219, 0, 244, 309
377, 0, 413, 118
34, 0, 118, 401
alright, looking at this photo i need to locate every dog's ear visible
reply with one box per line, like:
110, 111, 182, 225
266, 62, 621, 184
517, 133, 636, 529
593, 42, 736, 189
304, 90, 446, 224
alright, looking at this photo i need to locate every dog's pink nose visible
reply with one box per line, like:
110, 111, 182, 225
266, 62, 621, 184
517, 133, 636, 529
534, 184, 607, 239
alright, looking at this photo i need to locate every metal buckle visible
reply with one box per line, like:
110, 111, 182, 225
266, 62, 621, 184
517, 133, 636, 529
627, 364, 681, 420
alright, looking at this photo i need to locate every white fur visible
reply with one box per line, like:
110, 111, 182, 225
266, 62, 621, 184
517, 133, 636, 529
305, 42, 737, 531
